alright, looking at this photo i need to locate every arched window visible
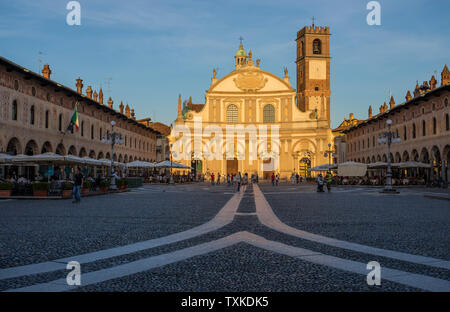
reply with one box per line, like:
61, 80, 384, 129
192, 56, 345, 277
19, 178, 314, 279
99, 128, 102, 140
226, 104, 238, 123
58, 114, 62, 131
432, 118, 436, 134
91, 125, 94, 140
403, 126, 407, 140
263, 104, 275, 123
412, 123, 416, 138
422, 120, 426, 136
81, 121, 84, 137
12, 100, 18, 121
30, 105, 35, 125
45, 110, 49, 129
446, 114, 449, 131
313, 39, 322, 54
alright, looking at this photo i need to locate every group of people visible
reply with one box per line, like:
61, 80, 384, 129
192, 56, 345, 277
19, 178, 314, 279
208, 172, 255, 192
316, 172, 333, 192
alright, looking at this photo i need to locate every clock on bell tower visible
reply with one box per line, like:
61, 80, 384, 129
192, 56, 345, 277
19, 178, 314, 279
296, 24, 331, 126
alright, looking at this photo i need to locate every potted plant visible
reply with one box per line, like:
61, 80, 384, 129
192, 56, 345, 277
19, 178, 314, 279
117, 178, 128, 190
100, 180, 110, 193
82, 181, 92, 195
62, 182, 73, 198
0, 181, 13, 197
32, 182, 50, 197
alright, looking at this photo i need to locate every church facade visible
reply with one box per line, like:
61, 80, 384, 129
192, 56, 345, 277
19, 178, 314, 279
169, 25, 334, 179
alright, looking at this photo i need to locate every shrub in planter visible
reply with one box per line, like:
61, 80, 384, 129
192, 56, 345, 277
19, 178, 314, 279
0, 181, 13, 197
32, 182, 50, 197
117, 178, 128, 190
82, 181, 92, 195
62, 182, 73, 198
100, 180, 110, 192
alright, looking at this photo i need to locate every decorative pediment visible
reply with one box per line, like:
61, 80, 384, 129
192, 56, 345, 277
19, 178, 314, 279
233, 69, 268, 92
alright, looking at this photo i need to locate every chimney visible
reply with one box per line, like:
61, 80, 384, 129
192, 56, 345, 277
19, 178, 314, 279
368, 105, 372, 118
86, 86, 93, 99
108, 97, 113, 109
99, 88, 103, 104
389, 96, 395, 109
441, 64, 449, 86
405, 90, 412, 102
42, 64, 52, 79
430, 76, 437, 89
119, 101, 124, 114
76, 77, 83, 94
125, 104, 130, 118
93, 90, 98, 102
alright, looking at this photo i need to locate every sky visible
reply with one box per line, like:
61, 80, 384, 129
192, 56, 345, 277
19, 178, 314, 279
0, 0, 449, 128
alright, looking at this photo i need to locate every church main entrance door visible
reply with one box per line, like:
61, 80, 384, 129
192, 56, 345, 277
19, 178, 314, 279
227, 158, 238, 175
263, 158, 274, 180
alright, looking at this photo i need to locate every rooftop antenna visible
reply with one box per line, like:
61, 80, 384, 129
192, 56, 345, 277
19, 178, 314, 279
239, 36, 244, 45
38, 51, 44, 72
104, 77, 112, 96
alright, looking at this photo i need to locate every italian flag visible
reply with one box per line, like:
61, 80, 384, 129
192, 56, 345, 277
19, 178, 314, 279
67, 105, 79, 132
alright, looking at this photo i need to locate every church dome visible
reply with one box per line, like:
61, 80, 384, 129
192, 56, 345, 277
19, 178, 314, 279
236, 44, 247, 57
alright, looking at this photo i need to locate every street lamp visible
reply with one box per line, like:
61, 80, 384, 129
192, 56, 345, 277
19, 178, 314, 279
378, 119, 401, 193
101, 120, 124, 189
169, 143, 174, 184
324, 143, 336, 173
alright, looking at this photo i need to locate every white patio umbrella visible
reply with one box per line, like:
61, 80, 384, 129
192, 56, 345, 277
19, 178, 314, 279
97, 159, 112, 166
337, 161, 367, 177
63, 155, 86, 165
367, 162, 402, 169
0, 153, 15, 164
154, 160, 191, 169
307, 163, 337, 172
398, 161, 432, 168
126, 160, 155, 168
82, 157, 103, 166
12, 152, 65, 164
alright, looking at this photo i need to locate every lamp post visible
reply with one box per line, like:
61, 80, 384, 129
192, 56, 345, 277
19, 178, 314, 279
169, 143, 174, 184
101, 120, 123, 189
324, 143, 336, 173
378, 119, 401, 193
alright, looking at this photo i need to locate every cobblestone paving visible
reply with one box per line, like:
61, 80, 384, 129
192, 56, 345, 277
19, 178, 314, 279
0, 182, 448, 292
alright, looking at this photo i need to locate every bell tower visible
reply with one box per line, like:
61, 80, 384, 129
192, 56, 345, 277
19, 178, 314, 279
296, 24, 331, 126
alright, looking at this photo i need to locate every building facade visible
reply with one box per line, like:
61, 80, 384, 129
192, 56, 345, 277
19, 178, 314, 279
0, 57, 160, 165
169, 26, 334, 179
337, 65, 450, 183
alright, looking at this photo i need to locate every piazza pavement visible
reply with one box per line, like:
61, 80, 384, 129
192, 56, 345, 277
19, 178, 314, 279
0, 182, 449, 292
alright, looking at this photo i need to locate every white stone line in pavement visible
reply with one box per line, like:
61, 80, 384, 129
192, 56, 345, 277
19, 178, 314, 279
6, 231, 450, 292
253, 183, 450, 270
0, 187, 246, 280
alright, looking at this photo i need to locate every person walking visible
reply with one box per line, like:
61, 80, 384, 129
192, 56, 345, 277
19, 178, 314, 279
211, 172, 215, 186
217, 173, 221, 185
326, 172, 332, 192
72, 167, 84, 204
275, 173, 279, 186
237, 172, 242, 192
271, 173, 275, 186
317, 174, 324, 192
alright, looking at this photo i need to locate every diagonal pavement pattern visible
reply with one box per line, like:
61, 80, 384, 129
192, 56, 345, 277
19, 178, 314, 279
0, 184, 449, 292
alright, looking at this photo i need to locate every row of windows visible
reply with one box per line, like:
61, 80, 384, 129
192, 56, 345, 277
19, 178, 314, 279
349, 115, 449, 153
226, 104, 276, 123
347, 98, 449, 140
8, 100, 154, 153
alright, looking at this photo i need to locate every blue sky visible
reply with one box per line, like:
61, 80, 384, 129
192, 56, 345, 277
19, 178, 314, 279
1, 0, 449, 128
